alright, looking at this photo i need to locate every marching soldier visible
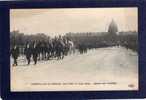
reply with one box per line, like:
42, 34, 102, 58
56, 36, 64, 59
24, 42, 32, 65
32, 42, 38, 65
11, 45, 20, 66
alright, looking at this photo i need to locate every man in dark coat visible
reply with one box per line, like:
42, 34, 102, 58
46, 40, 51, 60
24, 43, 32, 65
37, 41, 41, 61
55, 37, 64, 60
11, 45, 20, 66
32, 42, 38, 65
49, 39, 54, 58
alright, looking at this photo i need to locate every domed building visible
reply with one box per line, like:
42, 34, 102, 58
106, 19, 119, 45
108, 19, 118, 35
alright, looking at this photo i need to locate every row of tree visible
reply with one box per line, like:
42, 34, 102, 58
10, 30, 138, 52
65, 32, 138, 52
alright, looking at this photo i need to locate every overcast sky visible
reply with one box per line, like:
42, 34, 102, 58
10, 8, 138, 37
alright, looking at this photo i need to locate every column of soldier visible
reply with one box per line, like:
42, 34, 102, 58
11, 35, 74, 66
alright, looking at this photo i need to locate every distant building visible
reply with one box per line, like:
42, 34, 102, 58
108, 19, 118, 35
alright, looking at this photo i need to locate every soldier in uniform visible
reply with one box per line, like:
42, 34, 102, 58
46, 39, 52, 60
56, 36, 64, 59
37, 41, 41, 61
52, 37, 57, 58
32, 42, 38, 65
40, 41, 47, 60
24, 42, 32, 65
63, 37, 69, 56
11, 45, 20, 66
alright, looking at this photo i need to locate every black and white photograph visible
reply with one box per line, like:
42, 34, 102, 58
10, 8, 138, 91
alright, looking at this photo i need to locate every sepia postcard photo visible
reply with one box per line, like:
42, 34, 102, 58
10, 8, 138, 91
